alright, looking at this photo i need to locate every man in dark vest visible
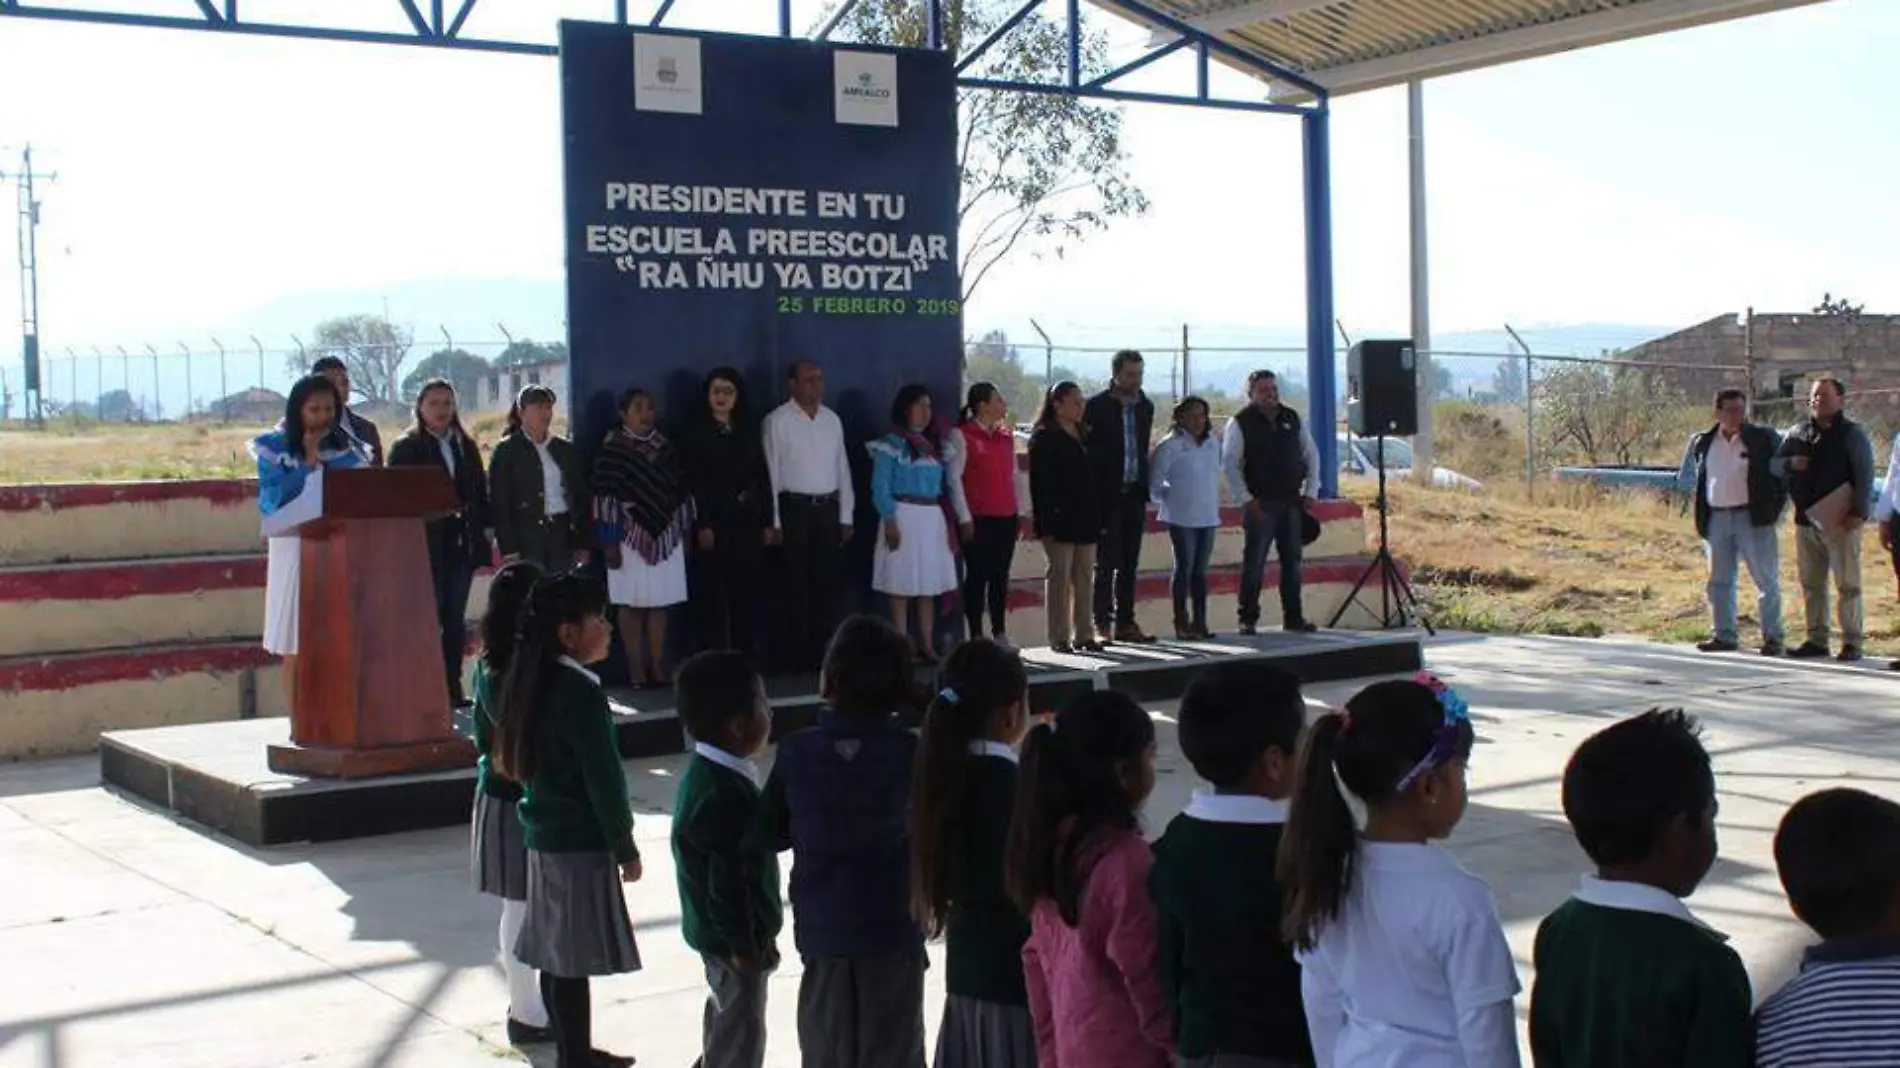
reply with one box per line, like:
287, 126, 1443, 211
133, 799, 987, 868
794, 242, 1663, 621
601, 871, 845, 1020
1222, 369, 1319, 635
1678, 388, 1787, 656
1777, 376, 1876, 661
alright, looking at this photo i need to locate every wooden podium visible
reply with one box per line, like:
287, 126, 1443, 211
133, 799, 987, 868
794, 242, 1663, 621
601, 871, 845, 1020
263, 466, 477, 779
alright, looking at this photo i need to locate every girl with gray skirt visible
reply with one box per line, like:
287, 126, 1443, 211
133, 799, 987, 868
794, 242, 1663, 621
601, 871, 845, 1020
469, 560, 552, 1047
493, 571, 642, 1068
910, 639, 1038, 1067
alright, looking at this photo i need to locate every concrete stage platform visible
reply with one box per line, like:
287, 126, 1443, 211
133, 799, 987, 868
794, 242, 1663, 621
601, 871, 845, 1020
98, 630, 1422, 846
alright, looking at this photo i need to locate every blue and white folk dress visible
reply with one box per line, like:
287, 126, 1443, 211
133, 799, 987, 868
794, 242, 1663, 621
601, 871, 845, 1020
251, 427, 369, 655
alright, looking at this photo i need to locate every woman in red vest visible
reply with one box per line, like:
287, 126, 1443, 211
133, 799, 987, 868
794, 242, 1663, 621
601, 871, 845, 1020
947, 382, 1024, 645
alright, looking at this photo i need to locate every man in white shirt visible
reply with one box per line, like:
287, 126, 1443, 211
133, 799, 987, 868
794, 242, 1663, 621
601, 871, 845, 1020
763, 360, 855, 671
1677, 388, 1787, 656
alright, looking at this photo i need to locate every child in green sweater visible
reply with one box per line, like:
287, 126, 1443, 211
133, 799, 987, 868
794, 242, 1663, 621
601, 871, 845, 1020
468, 560, 549, 1047
493, 571, 640, 1068
1150, 661, 1313, 1067
910, 638, 1034, 1068
671, 649, 780, 1068
1530, 708, 1751, 1068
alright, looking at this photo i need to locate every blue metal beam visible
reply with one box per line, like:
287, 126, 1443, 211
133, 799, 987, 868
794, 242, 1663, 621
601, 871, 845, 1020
778, 0, 790, 37
926, 0, 942, 51
953, 0, 1039, 75
649, 0, 677, 27
1066, 0, 1080, 88
190, 0, 223, 23
1092, 0, 1328, 101
395, 0, 433, 37
0, 4, 555, 54
445, 0, 478, 38
814, 0, 861, 41
1082, 33, 1185, 90
1303, 108, 1338, 498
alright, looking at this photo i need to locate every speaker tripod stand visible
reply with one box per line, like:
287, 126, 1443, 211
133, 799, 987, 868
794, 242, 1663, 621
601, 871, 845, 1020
1327, 435, 1435, 634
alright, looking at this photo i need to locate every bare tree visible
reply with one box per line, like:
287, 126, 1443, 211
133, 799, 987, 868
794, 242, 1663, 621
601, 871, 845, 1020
1541, 360, 1684, 467
285, 315, 413, 405
1814, 292, 1865, 382
829, 0, 1149, 300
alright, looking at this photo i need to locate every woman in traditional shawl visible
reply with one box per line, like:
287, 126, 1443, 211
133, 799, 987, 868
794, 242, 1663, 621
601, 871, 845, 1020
591, 387, 694, 687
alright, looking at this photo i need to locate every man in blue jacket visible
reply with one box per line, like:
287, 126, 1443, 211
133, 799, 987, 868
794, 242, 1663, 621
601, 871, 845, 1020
1678, 388, 1787, 656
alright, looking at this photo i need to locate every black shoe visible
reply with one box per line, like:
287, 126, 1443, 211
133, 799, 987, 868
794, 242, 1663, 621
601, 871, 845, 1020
591, 1050, 636, 1068
1285, 619, 1318, 634
1888, 659, 1900, 671
506, 1018, 555, 1046
1238, 622, 1259, 637
1838, 645, 1863, 663
1696, 639, 1740, 653
1761, 640, 1785, 657
1787, 642, 1830, 659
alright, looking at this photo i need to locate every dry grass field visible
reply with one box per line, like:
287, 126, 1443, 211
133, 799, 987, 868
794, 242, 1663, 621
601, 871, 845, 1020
5, 416, 1895, 653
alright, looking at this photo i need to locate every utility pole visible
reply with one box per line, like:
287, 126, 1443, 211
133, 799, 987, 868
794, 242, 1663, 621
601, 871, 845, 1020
2, 146, 56, 424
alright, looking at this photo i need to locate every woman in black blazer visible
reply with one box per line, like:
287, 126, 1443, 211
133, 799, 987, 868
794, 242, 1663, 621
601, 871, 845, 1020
1027, 381, 1104, 653
388, 378, 492, 705
679, 366, 775, 658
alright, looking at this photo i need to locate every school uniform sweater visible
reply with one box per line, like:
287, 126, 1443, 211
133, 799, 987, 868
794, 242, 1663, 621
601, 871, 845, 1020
1150, 792, 1311, 1064
945, 744, 1030, 1006
671, 746, 783, 961
749, 709, 921, 960
515, 659, 639, 864
1529, 877, 1752, 1068
1755, 933, 1900, 1067
470, 664, 520, 803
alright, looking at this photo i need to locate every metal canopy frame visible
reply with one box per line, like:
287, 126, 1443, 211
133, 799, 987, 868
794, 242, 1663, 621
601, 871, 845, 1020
0, 0, 1342, 491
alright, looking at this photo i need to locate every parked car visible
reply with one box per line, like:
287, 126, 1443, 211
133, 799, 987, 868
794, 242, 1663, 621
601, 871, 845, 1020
1337, 433, 1483, 491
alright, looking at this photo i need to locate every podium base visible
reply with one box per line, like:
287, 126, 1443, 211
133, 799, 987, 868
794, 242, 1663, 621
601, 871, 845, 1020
266, 737, 476, 780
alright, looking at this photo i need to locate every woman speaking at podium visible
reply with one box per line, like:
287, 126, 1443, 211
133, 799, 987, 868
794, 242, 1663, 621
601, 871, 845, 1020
251, 373, 370, 686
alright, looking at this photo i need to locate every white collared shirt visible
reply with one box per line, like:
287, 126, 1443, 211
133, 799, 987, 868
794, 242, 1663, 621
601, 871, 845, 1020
762, 399, 855, 526
557, 656, 600, 686
1704, 429, 1750, 509
966, 739, 1019, 764
1571, 874, 1719, 936
1182, 787, 1287, 824
1298, 840, 1522, 1068
693, 740, 763, 788
431, 429, 458, 478
532, 436, 568, 517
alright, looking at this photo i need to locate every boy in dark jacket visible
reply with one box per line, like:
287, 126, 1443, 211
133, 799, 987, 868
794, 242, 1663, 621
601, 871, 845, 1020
672, 650, 780, 1068
1150, 661, 1313, 1067
750, 616, 924, 1068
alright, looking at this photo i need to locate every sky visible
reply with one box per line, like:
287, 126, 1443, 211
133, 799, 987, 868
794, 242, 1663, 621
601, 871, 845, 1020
0, 0, 1895, 387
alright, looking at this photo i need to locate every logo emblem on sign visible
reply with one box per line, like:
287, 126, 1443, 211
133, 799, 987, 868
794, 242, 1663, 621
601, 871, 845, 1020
657, 56, 678, 84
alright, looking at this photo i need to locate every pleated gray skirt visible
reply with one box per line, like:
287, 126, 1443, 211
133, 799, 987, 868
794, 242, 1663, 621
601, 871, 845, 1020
470, 792, 529, 901
933, 995, 1038, 1068
513, 848, 643, 978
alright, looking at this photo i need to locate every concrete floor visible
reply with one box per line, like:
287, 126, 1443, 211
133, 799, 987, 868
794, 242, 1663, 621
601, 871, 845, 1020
2, 633, 1892, 1068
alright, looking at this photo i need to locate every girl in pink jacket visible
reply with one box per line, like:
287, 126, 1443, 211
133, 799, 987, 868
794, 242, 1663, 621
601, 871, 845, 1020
1006, 691, 1172, 1068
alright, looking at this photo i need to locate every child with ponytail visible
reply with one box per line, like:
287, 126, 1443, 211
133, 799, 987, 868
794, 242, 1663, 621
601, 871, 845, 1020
494, 571, 641, 1068
1277, 674, 1520, 1068
911, 639, 1035, 1068
1007, 691, 1172, 1068
468, 560, 550, 1048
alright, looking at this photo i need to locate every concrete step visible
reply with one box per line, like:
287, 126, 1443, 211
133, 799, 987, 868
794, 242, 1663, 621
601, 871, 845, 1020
1, 480, 263, 567
0, 499, 1371, 657
0, 640, 284, 761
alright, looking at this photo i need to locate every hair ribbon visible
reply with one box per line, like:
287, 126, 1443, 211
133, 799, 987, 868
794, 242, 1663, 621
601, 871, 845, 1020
1393, 671, 1471, 792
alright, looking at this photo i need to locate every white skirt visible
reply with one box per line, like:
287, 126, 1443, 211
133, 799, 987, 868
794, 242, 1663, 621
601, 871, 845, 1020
873, 501, 959, 598
263, 536, 301, 655
606, 544, 688, 608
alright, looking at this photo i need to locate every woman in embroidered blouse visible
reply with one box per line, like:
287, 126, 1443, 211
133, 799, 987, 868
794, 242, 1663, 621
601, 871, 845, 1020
591, 387, 694, 688
871, 383, 960, 664
251, 374, 370, 689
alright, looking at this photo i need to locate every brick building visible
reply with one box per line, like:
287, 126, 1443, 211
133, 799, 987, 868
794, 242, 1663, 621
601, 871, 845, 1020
1623, 310, 1900, 422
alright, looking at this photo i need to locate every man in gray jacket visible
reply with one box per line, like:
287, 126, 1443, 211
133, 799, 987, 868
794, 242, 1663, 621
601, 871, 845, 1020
1777, 376, 1876, 661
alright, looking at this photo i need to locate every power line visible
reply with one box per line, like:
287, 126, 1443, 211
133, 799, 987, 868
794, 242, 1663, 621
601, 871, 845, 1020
0, 145, 57, 424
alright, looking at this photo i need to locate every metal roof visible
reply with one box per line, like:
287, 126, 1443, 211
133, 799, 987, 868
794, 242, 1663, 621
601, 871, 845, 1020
1103, 0, 1829, 100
